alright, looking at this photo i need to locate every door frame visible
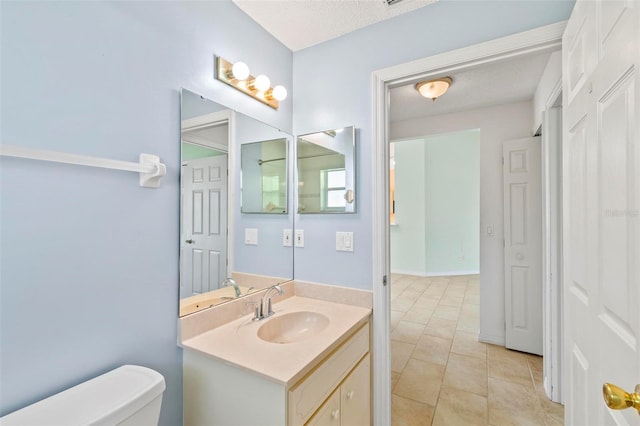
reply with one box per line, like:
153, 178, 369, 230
370, 21, 566, 424
180, 108, 235, 276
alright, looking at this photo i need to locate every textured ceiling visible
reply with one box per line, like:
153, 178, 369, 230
232, 0, 438, 51
390, 51, 555, 122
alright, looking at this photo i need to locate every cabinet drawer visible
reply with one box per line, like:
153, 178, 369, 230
305, 389, 341, 426
289, 322, 369, 426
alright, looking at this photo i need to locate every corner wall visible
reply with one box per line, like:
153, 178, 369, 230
0, 2, 292, 424
291, 0, 574, 289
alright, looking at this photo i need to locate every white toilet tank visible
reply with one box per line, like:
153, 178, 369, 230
0, 365, 166, 426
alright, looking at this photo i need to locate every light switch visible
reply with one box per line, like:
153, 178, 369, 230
283, 229, 292, 247
486, 225, 494, 236
295, 229, 304, 247
245, 228, 258, 245
336, 232, 354, 252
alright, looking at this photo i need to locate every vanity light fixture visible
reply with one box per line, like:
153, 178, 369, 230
416, 77, 453, 101
215, 56, 288, 110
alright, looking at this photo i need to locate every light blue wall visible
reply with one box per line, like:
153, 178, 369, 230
391, 131, 480, 275
424, 130, 480, 274
0, 1, 292, 424
390, 139, 427, 273
292, 0, 574, 288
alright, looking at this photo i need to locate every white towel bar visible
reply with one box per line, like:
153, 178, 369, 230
0, 144, 166, 188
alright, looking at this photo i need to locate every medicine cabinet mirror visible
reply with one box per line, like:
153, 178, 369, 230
241, 138, 288, 214
179, 88, 293, 317
296, 126, 356, 213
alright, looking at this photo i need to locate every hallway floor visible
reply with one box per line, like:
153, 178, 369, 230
390, 274, 564, 426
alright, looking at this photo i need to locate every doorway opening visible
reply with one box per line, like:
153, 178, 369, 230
370, 22, 566, 424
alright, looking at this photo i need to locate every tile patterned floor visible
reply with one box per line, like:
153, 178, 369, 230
390, 274, 564, 426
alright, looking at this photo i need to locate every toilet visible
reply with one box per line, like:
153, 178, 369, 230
0, 365, 166, 426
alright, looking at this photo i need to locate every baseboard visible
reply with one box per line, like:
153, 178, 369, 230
478, 331, 505, 346
391, 269, 480, 277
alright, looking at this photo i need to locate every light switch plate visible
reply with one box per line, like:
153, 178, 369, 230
336, 232, 354, 252
245, 228, 258, 245
283, 229, 292, 247
295, 229, 304, 247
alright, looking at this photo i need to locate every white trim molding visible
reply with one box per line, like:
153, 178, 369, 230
371, 21, 566, 425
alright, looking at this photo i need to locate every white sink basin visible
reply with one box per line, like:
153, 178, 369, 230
258, 311, 330, 344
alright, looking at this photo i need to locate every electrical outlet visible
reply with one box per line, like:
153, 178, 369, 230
295, 229, 304, 247
283, 229, 292, 247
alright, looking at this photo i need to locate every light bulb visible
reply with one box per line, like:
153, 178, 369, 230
231, 62, 250, 81
271, 85, 287, 101
252, 74, 271, 92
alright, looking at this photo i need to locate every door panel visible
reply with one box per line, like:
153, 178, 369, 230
503, 137, 542, 355
563, 0, 639, 424
181, 155, 228, 298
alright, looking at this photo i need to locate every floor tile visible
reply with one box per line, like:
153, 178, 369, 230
487, 345, 533, 387
424, 317, 458, 339
390, 274, 563, 425
443, 353, 488, 396
451, 331, 487, 359
432, 386, 488, 426
391, 320, 425, 344
392, 394, 435, 426
403, 307, 434, 324
394, 358, 445, 406
412, 334, 452, 366
391, 340, 415, 373
432, 305, 461, 321
488, 378, 545, 426
390, 310, 405, 329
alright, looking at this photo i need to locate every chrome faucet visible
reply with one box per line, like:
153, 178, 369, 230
221, 277, 241, 298
252, 284, 284, 321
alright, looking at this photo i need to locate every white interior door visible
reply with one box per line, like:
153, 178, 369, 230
181, 155, 228, 297
503, 137, 543, 355
563, 0, 640, 423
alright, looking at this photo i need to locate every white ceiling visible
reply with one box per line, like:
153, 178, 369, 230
231, 1, 555, 124
232, 0, 438, 52
390, 51, 554, 122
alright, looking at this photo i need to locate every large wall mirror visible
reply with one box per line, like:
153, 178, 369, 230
179, 89, 294, 317
297, 126, 356, 213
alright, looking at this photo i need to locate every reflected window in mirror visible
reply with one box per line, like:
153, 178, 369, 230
297, 126, 356, 214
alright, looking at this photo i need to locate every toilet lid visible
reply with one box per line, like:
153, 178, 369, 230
0, 365, 166, 425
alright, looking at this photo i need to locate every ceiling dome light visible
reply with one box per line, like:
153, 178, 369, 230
231, 61, 250, 81
251, 74, 271, 92
416, 77, 453, 101
270, 85, 287, 101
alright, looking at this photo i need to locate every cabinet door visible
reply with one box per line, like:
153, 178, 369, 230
306, 389, 341, 426
340, 354, 371, 426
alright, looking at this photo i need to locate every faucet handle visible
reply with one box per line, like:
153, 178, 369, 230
245, 300, 261, 321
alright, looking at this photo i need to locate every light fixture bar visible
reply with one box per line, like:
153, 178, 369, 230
215, 56, 280, 110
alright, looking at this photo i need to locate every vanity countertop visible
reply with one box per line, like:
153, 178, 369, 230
181, 296, 371, 387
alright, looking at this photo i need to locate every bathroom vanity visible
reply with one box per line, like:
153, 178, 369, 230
181, 295, 371, 426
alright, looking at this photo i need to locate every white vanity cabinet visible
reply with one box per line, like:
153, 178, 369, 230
183, 320, 371, 426
306, 354, 371, 426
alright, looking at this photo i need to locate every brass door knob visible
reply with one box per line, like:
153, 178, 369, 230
602, 383, 640, 414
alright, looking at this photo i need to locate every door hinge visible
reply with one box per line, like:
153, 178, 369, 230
383, 275, 388, 286
502, 156, 505, 165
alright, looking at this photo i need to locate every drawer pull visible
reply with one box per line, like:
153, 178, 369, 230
331, 409, 340, 419
346, 390, 354, 400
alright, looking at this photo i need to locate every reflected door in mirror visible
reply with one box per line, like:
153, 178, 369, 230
181, 154, 228, 298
